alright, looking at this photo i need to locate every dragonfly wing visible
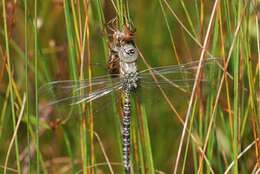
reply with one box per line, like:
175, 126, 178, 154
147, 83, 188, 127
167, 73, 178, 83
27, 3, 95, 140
39, 74, 122, 107
138, 57, 222, 92
39, 76, 123, 129
139, 57, 222, 75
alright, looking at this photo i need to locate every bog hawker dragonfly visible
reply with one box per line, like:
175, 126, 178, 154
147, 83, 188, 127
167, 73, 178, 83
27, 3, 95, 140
40, 23, 222, 174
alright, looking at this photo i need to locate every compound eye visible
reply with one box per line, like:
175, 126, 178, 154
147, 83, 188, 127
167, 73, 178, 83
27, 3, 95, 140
127, 48, 135, 55
126, 48, 135, 55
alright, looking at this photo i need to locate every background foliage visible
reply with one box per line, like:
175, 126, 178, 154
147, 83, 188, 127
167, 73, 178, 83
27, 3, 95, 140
0, 0, 260, 173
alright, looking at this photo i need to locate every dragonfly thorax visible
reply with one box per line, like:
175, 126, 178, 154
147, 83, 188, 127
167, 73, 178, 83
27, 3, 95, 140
119, 41, 138, 77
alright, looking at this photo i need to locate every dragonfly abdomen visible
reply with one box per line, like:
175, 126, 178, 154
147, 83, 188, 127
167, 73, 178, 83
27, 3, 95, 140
122, 92, 131, 173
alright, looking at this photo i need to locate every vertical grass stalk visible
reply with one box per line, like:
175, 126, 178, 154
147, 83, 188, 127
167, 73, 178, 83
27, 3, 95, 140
2, 0, 21, 173
24, 0, 31, 173
34, 0, 40, 173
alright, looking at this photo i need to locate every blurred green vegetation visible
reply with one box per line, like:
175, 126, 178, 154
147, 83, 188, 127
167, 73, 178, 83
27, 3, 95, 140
0, 0, 260, 173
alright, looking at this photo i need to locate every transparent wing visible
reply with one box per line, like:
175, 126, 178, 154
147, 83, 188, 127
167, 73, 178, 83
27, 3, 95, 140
138, 57, 222, 91
39, 74, 123, 107
39, 57, 222, 128
39, 75, 124, 129
139, 57, 221, 75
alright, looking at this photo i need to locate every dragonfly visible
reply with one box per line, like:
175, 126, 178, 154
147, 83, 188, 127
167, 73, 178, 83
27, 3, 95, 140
40, 24, 222, 174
